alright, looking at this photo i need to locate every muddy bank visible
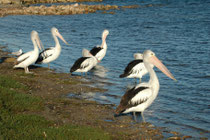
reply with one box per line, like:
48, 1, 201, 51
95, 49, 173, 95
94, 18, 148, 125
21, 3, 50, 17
0, 47, 193, 139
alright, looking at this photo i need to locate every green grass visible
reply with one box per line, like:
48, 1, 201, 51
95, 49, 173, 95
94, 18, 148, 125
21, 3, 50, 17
0, 75, 111, 140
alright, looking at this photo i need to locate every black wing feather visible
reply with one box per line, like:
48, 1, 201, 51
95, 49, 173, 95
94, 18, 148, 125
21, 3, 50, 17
90, 46, 102, 56
116, 86, 149, 114
119, 59, 143, 78
70, 57, 89, 73
35, 48, 52, 64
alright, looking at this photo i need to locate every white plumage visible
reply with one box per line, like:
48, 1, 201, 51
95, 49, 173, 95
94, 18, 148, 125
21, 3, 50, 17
88, 30, 109, 61
119, 52, 154, 83
70, 49, 99, 75
13, 30, 42, 73
36, 27, 68, 68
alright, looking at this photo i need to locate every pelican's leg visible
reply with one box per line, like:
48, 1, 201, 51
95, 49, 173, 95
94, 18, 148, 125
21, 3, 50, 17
141, 112, 145, 122
139, 78, 141, 84
48, 63, 50, 69
25, 67, 33, 74
133, 112, 137, 122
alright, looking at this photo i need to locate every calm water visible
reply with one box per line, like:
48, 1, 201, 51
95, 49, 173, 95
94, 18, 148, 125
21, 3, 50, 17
0, 0, 210, 138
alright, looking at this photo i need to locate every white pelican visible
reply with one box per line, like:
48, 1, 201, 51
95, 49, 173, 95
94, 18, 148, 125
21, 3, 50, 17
89, 29, 109, 61
133, 53, 143, 60
12, 49, 23, 56
36, 27, 68, 68
116, 50, 176, 122
70, 49, 99, 75
13, 31, 42, 73
119, 53, 154, 83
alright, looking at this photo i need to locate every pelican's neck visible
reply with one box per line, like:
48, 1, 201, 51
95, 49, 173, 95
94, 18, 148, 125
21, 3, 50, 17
52, 33, 61, 50
101, 35, 107, 49
144, 61, 159, 87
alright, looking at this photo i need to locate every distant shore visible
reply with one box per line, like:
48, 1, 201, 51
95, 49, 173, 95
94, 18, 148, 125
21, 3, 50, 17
0, 0, 139, 17
0, 0, 102, 5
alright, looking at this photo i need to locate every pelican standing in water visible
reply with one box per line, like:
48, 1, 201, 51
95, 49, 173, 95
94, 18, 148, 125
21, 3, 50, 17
119, 53, 154, 83
36, 27, 68, 68
13, 31, 42, 73
70, 49, 99, 76
116, 50, 176, 122
89, 29, 109, 61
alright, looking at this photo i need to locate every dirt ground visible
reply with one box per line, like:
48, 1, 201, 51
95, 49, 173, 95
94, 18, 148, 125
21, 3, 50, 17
0, 48, 191, 139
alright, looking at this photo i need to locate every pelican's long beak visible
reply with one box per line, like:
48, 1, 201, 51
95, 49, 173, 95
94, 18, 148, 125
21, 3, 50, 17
37, 36, 45, 51
150, 56, 176, 81
36, 36, 43, 51
57, 32, 69, 45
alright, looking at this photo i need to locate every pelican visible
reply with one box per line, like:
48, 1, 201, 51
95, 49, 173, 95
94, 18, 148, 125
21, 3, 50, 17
70, 49, 99, 75
36, 27, 68, 68
13, 31, 42, 73
89, 29, 109, 61
116, 50, 176, 122
119, 52, 154, 83
12, 49, 23, 56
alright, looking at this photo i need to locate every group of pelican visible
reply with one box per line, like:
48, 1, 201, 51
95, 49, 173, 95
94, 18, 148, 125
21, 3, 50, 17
13, 28, 109, 75
70, 29, 109, 75
12, 28, 176, 122
13, 27, 68, 73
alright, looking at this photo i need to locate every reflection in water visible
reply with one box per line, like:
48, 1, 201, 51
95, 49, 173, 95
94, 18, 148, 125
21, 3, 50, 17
91, 64, 108, 78
68, 92, 109, 104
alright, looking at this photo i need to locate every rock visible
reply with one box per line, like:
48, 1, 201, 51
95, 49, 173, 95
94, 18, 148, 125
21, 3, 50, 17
0, 4, 138, 16
0, 0, 12, 4
168, 137, 181, 140
182, 136, 192, 139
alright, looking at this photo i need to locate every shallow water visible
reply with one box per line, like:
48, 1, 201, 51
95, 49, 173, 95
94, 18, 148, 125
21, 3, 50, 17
0, 0, 210, 138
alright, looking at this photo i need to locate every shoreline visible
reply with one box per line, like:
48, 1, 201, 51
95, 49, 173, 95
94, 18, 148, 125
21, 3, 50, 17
0, 47, 193, 139
0, 1, 139, 17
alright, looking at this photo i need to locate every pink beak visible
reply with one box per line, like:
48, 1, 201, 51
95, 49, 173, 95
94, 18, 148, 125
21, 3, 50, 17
57, 32, 69, 45
150, 56, 176, 81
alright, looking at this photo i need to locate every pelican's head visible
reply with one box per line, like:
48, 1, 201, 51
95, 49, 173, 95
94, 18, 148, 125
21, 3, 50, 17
143, 50, 176, 81
31, 30, 42, 51
102, 29, 109, 40
51, 27, 69, 45
133, 53, 143, 60
31, 30, 38, 38
82, 48, 91, 57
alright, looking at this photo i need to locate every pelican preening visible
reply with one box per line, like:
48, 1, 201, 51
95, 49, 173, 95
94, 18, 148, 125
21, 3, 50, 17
119, 52, 154, 83
70, 49, 99, 76
36, 27, 68, 68
13, 31, 42, 73
116, 50, 176, 122
88, 29, 109, 61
